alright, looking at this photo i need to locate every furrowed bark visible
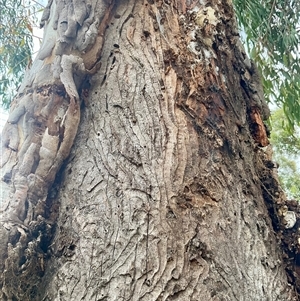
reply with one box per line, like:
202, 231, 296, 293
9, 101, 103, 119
0, 0, 299, 300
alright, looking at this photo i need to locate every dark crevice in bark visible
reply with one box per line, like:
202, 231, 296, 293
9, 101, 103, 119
257, 147, 300, 300
1, 162, 66, 300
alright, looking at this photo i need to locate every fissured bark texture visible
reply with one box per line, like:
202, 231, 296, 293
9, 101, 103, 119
41, 0, 294, 300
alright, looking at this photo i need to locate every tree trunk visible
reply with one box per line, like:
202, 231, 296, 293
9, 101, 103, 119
0, 0, 298, 300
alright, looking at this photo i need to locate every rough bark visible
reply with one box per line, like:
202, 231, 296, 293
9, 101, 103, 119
0, 0, 299, 300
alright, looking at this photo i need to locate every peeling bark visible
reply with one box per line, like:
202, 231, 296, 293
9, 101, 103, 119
0, 0, 298, 300
0, 0, 115, 299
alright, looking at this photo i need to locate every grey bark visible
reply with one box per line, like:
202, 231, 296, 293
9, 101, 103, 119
0, 0, 298, 300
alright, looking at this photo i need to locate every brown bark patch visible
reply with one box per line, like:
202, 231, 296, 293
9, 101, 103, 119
249, 107, 269, 146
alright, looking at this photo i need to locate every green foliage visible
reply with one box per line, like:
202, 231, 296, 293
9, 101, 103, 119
275, 155, 300, 199
0, 0, 42, 108
270, 108, 300, 199
233, 0, 300, 131
271, 109, 300, 154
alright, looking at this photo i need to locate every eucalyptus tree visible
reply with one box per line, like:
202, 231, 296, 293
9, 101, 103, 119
0, 0, 299, 300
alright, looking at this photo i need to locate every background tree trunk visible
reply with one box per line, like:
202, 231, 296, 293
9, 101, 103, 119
0, 0, 297, 300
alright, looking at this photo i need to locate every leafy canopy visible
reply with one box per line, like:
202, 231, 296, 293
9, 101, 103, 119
270, 108, 300, 199
0, 0, 43, 108
233, 0, 300, 131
